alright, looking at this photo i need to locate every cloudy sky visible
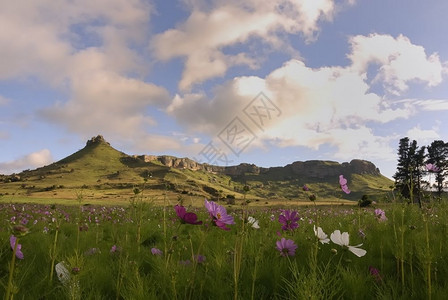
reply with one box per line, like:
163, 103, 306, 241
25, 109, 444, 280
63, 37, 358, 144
1, 0, 447, 179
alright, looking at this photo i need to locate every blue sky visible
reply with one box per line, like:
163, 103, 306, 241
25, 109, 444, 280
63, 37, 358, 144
1, 0, 447, 180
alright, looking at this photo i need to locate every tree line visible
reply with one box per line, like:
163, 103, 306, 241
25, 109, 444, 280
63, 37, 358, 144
393, 138, 448, 206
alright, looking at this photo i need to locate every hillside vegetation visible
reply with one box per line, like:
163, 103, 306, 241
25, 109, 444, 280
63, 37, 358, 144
0, 136, 393, 205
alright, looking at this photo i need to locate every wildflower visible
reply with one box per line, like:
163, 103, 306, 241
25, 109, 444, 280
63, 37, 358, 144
278, 210, 300, 231
10, 235, 24, 260
276, 238, 297, 257
55, 262, 70, 285
247, 216, 260, 229
369, 266, 382, 283
179, 260, 191, 265
302, 184, 310, 191
194, 255, 206, 264
426, 163, 440, 172
339, 175, 351, 194
151, 247, 163, 256
314, 225, 330, 244
330, 230, 366, 257
85, 248, 101, 256
12, 224, 29, 236
270, 214, 275, 221
174, 205, 202, 225
358, 229, 366, 239
204, 199, 235, 230
374, 209, 387, 222
110, 245, 121, 253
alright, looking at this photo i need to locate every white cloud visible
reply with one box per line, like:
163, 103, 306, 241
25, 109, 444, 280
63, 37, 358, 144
167, 32, 448, 163
152, 0, 342, 90
413, 99, 448, 111
0, 149, 53, 174
406, 125, 440, 143
0, 1, 182, 150
348, 34, 445, 95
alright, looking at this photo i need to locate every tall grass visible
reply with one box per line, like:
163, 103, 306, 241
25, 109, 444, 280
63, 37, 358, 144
0, 197, 447, 299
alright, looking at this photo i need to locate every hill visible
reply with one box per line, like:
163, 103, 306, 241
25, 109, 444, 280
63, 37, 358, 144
0, 135, 393, 205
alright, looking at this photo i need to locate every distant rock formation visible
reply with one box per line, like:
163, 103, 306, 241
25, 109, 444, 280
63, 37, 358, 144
86, 135, 109, 146
133, 154, 381, 178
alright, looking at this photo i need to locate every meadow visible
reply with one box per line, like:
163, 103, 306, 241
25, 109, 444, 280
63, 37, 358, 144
1, 192, 448, 299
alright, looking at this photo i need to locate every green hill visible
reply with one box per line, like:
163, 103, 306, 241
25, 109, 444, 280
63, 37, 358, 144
0, 135, 394, 206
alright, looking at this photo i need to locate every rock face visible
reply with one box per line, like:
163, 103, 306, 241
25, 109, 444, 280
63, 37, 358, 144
134, 154, 381, 178
86, 135, 109, 146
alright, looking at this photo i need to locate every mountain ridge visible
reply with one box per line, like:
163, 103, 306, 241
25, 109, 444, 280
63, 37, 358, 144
0, 135, 393, 203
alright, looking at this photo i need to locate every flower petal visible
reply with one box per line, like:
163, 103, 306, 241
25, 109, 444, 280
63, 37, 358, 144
348, 246, 367, 257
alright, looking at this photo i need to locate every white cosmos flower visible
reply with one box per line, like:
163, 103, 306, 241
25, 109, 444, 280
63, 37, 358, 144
330, 230, 367, 257
247, 216, 260, 229
314, 225, 330, 244
55, 262, 70, 285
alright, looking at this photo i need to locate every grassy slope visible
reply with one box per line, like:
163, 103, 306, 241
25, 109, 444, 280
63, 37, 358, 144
0, 141, 393, 205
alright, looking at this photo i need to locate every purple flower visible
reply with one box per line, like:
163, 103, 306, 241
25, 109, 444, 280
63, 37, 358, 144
339, 175, 351, 194
374, 209, 387, 222
10, 235, 24, 260
174, 205, 202, 225
151, 247, 163, 256
302, 184, 310, 191
426, 163, 440, 172
194, 255, 206, 264
276, 238, 297, 257
179, 260, 191, 265
204, 199, 235, 230
278, 210, 300, 231
369, 266, 382, 283
110, 245, 121, 253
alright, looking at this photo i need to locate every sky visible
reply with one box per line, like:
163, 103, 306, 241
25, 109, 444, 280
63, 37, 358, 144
1, 0, 447, 180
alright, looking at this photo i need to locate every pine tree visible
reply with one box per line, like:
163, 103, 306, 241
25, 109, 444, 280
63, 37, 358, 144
394, 137, 411, 199
426, 140, 448, 195
393, 137, 426, 204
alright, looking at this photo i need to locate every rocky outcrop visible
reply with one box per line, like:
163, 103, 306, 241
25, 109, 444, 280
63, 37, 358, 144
86, 135, 109, 146
134, 154, 381, 178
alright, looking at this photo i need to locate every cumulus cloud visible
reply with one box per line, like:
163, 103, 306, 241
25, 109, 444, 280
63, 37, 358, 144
0, 0, 176, 149
0, 149, 53, 175
152, 0, 341, 90
406, 125, 440, 143
168, 33, 446, 162
348, 34, 445, 95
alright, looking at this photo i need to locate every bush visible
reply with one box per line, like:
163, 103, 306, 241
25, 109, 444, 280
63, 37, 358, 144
358, 194, 372, 207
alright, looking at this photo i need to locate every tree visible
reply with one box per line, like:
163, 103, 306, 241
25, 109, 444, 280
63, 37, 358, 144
394, 137, 411, 199
393, 137, 426, 205
426, 140, 448, 195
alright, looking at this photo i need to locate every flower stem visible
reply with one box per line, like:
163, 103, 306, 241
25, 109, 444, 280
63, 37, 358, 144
49, 223, 60, 283
5, 237, 19, 300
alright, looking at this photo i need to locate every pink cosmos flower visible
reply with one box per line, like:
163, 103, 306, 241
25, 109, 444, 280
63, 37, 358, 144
10, 235, 24, 260
426, 163, 440, 172
374, 209, 387, 222
276, 238, 298, 257
204, 199, 235, 230
339, 175, 351, 194
278, 210, 300, 231
174, 205, 203, 225
151, 247, 163, 256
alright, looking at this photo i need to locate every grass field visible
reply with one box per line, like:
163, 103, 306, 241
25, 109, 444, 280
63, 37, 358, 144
1, 190, 447, 299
